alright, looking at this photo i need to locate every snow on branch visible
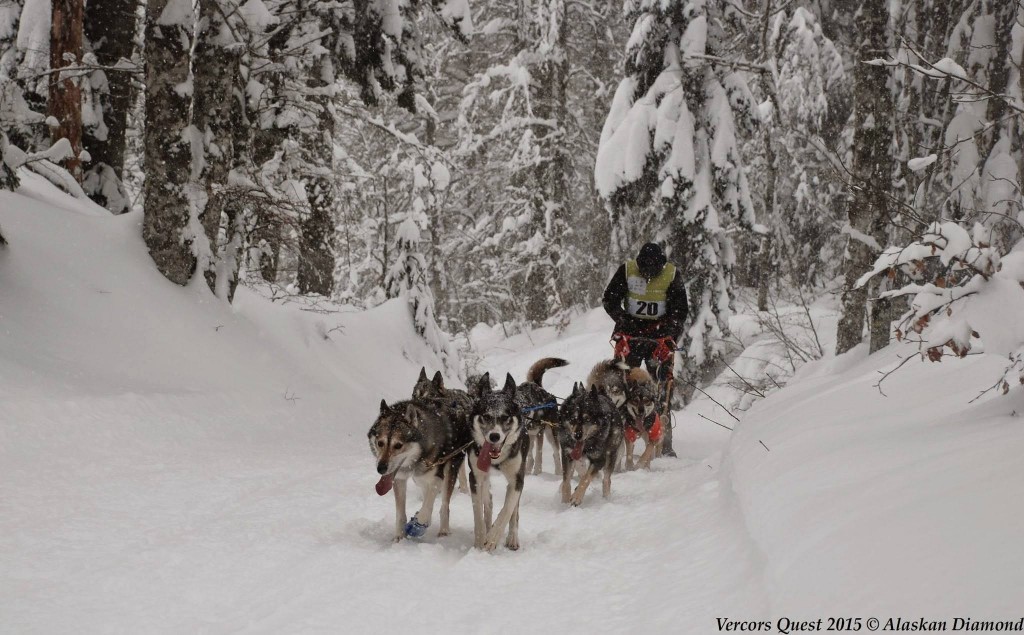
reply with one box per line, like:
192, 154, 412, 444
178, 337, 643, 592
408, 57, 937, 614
857, 221, 1024, 391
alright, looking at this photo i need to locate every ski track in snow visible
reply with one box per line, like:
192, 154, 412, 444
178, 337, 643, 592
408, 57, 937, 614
1, 389, 766, 633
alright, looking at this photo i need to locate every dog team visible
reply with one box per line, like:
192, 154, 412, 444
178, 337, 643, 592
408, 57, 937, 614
367, 357, 667, 551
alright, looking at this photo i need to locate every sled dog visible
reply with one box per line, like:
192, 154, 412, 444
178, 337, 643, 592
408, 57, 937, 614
368, 398, 470, 541
412, 368, 475, 423
622, 367, 662, 470
467, 372, 530, 551
558, 382, 624, 506
585, 359, 631, 408
517, 357, 568, 476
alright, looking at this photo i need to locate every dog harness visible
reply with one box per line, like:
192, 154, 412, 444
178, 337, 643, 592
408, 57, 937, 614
625, 412, 663, 443
624, 259, 677, 320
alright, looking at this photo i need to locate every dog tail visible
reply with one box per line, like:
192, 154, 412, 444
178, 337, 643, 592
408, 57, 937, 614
526, 357, 569, 387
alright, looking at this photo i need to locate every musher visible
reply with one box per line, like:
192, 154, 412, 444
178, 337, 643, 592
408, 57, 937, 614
602, 242, 688, 457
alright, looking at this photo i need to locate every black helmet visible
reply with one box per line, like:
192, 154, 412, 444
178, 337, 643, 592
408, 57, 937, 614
636, 242, 666, 278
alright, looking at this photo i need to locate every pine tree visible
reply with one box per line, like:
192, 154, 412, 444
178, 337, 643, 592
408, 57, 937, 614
595, 0, 759, 376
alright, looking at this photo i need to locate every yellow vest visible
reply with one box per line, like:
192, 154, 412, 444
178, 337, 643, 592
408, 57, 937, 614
625, 260, 676, 320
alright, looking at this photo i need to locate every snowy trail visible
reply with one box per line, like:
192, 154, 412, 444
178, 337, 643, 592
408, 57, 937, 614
2, 355, 766, 633
1, 180, 767, 632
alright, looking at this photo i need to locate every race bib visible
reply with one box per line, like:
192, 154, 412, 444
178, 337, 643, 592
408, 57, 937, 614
627, 298, 665, 318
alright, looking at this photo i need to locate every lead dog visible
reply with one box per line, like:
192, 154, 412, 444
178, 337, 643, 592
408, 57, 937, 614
466, 372, 530, 551
368, 399, 470, 541
558, 382, 624, 506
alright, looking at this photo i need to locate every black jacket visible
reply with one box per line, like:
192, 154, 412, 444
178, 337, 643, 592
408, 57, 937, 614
602, 263, 688, 340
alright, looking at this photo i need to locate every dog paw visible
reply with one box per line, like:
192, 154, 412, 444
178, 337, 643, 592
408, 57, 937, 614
393, 533, 405, 543
404, 516, 429, 538
505, 538, 520, 551
437, 528, 450, 538
482, 539, 499, 552
570, 492, 585, 507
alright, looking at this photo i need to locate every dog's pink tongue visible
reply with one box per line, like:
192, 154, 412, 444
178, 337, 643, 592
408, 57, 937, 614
477, 443, 493, 471
375, 473, 394, 496
571, 441, 584, 461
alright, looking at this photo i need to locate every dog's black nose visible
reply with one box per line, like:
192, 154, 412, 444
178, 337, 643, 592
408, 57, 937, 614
377, 462, 388, 475
488, 432, 501, 443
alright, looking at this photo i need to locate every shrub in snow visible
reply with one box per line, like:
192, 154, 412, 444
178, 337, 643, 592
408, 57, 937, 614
857, 222, 1024, 392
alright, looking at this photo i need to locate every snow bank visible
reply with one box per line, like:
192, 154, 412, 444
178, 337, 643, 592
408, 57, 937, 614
0, 175, 447, 402
727, 342, 1024, 616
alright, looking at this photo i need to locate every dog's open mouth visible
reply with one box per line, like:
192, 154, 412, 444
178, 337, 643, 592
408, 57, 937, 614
477, 441, 503, 471
570, 441, 584, 461
375, 472, 395, 496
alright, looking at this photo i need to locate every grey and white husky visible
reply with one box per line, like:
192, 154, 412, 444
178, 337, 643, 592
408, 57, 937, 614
466, 372, 530, 551
368, 399, 471, 542
558, 382, 624, 506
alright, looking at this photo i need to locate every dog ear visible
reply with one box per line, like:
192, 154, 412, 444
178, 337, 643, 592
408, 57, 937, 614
571, 382, 581, 396
380, 399, 390, 415
431, 371, 444, 389
589, 384, 601, 398
418, 367, 428, 382
476, 372, 491, 398
503, 373, 517, 397
405, 403, 424, 427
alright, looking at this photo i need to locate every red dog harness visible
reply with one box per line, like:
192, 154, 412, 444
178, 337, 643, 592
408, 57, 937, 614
612, 334, 675, 363
625, 412, 663, 443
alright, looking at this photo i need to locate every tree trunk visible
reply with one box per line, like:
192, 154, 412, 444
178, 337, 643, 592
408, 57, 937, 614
524, 0, 569, 323
756, 0, 776, 313
83, 0, 136, 211
192, 0, 240, 295
142, 0, 195, 285
49, 0, 84, 181
835, 0, 893, 355
296, 75, 336, 296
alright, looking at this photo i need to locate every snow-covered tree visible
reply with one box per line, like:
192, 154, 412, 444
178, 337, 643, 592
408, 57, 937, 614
447, 0, 622, 329
384, 157, 454, 367
595, 0, 759, 377
758, 6, 847, 290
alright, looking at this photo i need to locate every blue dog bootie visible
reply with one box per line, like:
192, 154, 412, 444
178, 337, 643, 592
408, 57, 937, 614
404, 515, 429, 538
